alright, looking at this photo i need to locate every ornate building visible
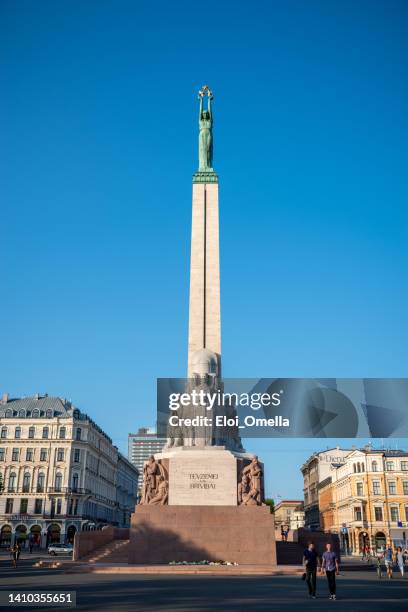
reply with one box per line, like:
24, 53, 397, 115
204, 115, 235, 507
0, 394, 138, 548
301, 448, 351, 529
319, 448, 408, 554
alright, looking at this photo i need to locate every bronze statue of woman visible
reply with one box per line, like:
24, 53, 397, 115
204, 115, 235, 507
198, 87, 213, 171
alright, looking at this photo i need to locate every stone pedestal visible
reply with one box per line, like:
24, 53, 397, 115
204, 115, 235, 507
129, 505, 276, 565
129, 447, 275, 566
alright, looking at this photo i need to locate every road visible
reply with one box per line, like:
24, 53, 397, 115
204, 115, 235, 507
0, 557, 407, 611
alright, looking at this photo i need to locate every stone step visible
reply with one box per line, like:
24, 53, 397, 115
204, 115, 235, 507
83, 539, 129, 564
66, 563, 303, 576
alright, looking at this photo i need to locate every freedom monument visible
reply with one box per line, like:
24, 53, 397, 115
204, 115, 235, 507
129, 88, 276, 565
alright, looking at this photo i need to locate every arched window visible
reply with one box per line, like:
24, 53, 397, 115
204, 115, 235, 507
18, 409, 25, 417
28, 426, 35, 439
5, 409, 12, 418
22, 472, 31, 493
37, 473, 45, 493
55, 472, 62, 492
361, 463, 365, 472
353, 464, 356, 473
42, 426, 49, 439
32, 409, 40, 418
8, 472, 16, 492
0, 427, 7, 439
72, 473, 79, 491
46, 409, 53, 418
372, 461, 378, 472
76, 428, 81, 441
357, 463, 361, 473
59, 427, 66, 439
15, 427, 21, 439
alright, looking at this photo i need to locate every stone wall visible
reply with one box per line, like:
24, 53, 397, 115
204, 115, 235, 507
73, 526, 129, 561
297, 528, 341, 560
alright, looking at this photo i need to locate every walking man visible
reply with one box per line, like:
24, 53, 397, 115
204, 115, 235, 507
9, 545, 18, 568
302, 542, 320, 599
321, 543, 339, 600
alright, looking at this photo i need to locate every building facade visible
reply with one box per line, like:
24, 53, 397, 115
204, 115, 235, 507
128, 427, 165, 486
301, 448, 351, 529
0, 394, 138, 549
274, 500, 305, 531
318, 448, 408, 554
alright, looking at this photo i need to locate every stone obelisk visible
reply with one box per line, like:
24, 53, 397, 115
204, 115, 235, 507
129, 88, 276, 566
188, 85, 221, 378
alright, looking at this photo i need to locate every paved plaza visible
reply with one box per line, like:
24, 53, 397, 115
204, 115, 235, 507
0, 557, 407, 611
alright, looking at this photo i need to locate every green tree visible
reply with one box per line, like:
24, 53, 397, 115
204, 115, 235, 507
265, 498, 275, 514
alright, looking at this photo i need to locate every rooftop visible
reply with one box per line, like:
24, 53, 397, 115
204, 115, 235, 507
0, 393, 112, 444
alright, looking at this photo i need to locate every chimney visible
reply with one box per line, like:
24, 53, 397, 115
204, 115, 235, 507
2, 393, 9, 404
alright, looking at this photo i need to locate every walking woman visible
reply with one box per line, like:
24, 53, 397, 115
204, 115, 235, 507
396, 546, 404, 577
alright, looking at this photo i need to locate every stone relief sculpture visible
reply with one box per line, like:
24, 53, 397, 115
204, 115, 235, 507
238, 456, 263, 506
140, 455, 168, 505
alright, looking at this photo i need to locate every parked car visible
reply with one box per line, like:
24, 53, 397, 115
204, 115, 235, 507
47, 543, 73, 556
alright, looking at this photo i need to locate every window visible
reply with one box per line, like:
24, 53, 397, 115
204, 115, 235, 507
15, 427, 21, 439
76, 428, 81, 441
388, 481, 397, 495
386, 461, 394, 471
405, 507, 408, 522
390, 507, 399, 522
55, 472, 62, 492
354, 507, 362, 521
40, 448, 47, 461
59, 427, 66, 440
22, 472, 31, 493
37, 473, 45, 493
353, 464, 356, 473
56, 499, 62, 514
34, 499, 42, 514
20, 498, 28, 513
361, 463, 365, 472
1, 427, 7, 439
56, 448, 65, 462
372, 461, 378, 472
403, 481, 408, 495
356, 482, 363, 496
402, 462, 408, 471
5, 498, 14, 513
73, 449, 80, 463
8, 473, 16, 492
373, 481, 381, 495
0, 448, 5, 461
42, 427, 49, 439
28, 426, 35, 439
374, 507, 383, 521
26, 448, 34, 461
12, 448, 19, 461
72, 473, 79, 491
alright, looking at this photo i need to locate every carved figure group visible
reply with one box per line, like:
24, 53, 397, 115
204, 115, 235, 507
140, 455, 168, 505
237, 456, 263, 506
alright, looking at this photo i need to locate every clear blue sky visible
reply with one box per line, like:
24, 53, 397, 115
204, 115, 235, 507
1, 1, 407, 498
